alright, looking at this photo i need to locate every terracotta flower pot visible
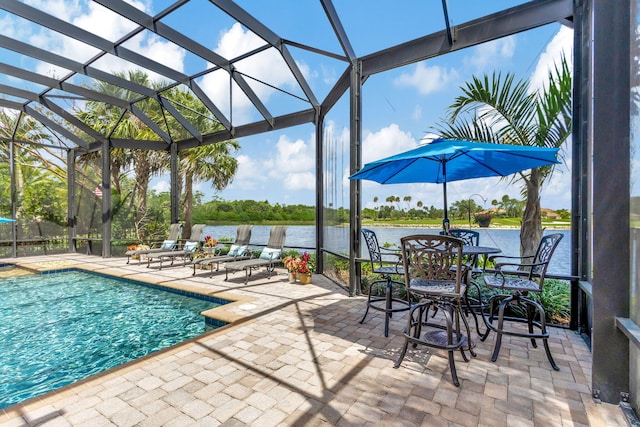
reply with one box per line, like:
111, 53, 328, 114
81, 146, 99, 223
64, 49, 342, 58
297, 272, 312, 285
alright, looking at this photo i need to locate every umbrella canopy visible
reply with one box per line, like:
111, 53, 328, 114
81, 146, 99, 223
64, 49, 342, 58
0, 217, 16, 223
349, 138, 560, 230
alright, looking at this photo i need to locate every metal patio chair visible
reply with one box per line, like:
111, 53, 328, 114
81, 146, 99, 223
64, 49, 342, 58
359, 228, 410, 337
393, 234, 475, 387
482, 233, 564, 369
441, 228, 491, 336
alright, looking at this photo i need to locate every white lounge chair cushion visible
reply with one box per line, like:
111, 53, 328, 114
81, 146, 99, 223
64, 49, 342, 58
228, 244, 247, 256
259, 248, 281, 260
161, 240, 176, 250
184, 241, 199, 252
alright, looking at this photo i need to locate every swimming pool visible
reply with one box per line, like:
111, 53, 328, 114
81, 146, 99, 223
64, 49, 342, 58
0, 269, 228, 410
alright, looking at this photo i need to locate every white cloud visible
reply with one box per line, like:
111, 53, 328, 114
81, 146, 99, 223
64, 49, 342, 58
128, 35, 186, 74
466, 36, 516, 72
529, 25, 573, 93
361, 123, 417, 164
228, 154, 266, 190
272, 134, 315, 191
20, 0, 185, 81
283, 172, 315, 191
73, 1, 141, 40
24, 0, 82, 20
395, 62, 458, 95
355, 124, 419, 196
152, 179, 170, 193
273, 135, 314, 172
199, 23, 297, 124
226, 131, 316, 194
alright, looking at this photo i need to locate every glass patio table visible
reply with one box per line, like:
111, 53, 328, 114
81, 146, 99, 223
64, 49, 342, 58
462, 245, 501, 271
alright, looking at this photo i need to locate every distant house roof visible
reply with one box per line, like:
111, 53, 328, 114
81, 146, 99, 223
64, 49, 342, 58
541, 208, 560, 219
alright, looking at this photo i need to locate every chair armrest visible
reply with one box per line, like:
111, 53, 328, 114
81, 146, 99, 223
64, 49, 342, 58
379, 246, 400, 254
494, 260, 545, 269
488, 254, 534, 263
379, 247, 402, 262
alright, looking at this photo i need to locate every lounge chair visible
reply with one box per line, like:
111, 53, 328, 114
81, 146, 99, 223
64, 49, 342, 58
224, 226, 287, 285
192, 225, 254, 276
146, 224, 206, 270
125, 223, 182, 264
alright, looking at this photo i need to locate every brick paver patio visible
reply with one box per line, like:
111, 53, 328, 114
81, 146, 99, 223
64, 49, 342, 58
0, 254, 627, 426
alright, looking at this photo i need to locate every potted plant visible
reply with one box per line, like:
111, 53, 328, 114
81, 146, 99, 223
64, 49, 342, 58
202, 235, 218, 254
296, 251, 315, 285
473, 211, 492, 228
126, 243, 150, 260
283, 255, 300, 283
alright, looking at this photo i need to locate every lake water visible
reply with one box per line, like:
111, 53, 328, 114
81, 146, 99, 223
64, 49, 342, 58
203, 225, 571, 276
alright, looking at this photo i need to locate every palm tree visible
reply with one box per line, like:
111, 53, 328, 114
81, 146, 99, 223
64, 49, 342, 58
403, 195, 412, 211
385, 195, 395, 209
373, 196, 379, 219
75, 70, 167, 230
76, 71, 240, 239
434, 57, 571, 256
159, 85, 239, 236
0, 110, 58, 221
179, 142, 239, 235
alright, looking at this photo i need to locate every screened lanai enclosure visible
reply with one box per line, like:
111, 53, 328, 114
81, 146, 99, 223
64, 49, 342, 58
0, 0, 638, 418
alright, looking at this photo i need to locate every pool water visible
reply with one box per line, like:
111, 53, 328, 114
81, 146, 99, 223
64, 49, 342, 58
0, 270, 225, 410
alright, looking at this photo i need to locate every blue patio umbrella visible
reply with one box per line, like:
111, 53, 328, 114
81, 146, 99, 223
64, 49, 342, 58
0, 217, 15, 223
349, 138, 560, 230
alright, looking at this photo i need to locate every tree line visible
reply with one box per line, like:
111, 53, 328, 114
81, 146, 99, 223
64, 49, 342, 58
363, 194, 569, 222
192, 197, 315, 223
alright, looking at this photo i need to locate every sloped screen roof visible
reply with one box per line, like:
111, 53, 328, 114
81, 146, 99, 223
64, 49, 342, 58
0, 0, 572, 154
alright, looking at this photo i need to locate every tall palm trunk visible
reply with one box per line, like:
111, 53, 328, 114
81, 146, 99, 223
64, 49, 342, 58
134, 152, 151, 229
15, 154, 24, 220
436, 61, 571, 259
520, 168, 542, 256
181, 171, 194, 239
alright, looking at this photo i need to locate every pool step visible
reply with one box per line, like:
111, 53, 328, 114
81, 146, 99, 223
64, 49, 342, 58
0, 264, 34, 278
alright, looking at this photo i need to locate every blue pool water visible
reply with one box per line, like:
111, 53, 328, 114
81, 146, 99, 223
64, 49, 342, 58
0, 269, 226, 410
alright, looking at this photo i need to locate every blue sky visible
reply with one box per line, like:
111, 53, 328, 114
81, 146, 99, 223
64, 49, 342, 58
0, 1, 573, 211
191, 12, 573, 211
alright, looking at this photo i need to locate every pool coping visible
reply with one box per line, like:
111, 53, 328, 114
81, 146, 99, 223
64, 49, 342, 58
11, 259, 258, 325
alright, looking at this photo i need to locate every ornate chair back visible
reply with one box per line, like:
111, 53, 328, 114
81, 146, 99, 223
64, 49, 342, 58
361, 228, 401, 276
440, 228, 480, 268
526, 233, 564, 289
440, 229, 479, 246
400, 234, 465, 298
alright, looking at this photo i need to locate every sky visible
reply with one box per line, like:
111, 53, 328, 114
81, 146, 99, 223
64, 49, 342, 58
200, 18, 574, 211
0, 1, 574, 211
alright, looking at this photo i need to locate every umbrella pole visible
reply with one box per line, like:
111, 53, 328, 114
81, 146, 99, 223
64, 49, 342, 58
442, 165, 450, 234
442, 183, 450, 234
